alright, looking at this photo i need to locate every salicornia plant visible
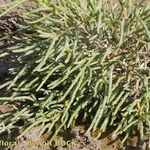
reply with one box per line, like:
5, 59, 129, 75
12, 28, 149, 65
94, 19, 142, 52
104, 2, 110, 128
0, 0, 150, 143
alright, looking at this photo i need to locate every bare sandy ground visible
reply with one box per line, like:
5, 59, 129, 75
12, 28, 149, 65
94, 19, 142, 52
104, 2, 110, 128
1, 125, 144, 150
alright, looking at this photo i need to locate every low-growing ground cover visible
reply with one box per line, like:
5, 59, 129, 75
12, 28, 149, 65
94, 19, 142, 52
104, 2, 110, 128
0, 0, 150, 149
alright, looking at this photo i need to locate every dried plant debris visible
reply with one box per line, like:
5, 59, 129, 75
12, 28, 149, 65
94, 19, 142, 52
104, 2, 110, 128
0, 0, 150, 148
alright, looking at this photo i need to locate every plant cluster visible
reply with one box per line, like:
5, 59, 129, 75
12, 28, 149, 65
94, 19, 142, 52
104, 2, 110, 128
0, 0, 150, 143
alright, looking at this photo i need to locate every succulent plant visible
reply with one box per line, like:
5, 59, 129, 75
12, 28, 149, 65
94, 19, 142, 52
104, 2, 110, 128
0, 0, 150, 143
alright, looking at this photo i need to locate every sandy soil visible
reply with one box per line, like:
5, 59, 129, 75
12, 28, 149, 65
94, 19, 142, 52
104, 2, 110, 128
0, 125, 143, 150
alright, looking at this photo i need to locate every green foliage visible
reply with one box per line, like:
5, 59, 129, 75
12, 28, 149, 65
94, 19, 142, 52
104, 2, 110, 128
0, 0, 150, 142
